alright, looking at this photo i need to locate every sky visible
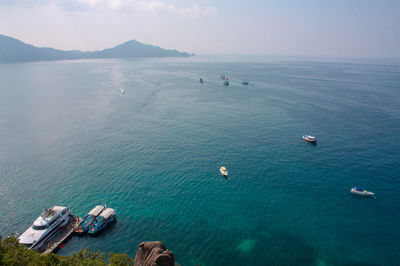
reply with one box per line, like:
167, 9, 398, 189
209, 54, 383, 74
0, 0, 399, 58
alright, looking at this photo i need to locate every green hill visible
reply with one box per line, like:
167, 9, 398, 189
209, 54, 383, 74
0, 34, 190, 63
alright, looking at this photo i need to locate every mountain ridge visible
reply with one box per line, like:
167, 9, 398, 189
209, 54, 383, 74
0, 34, 191, 63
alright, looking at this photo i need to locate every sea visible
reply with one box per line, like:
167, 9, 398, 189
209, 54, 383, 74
0, 56, 399, 266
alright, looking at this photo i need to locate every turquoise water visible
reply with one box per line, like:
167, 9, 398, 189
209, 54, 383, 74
0, 56, 399, 265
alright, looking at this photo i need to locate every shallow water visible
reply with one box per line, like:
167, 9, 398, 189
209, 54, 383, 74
0, 56, 399, 265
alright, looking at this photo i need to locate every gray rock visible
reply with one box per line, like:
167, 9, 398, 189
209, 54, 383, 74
134, 241, 175, 266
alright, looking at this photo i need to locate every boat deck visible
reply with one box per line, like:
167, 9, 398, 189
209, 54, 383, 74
41, 215, 81, 255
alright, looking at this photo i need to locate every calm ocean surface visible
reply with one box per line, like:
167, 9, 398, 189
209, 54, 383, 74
0, 56, 399, 265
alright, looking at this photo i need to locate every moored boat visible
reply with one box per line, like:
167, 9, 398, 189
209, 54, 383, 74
350, 187, 375, 197
220, 166, 228, 177
302, 135, 317, 143
242, 81, 249, 85
79, 205, 106, 232
88, 208, 116, 234
18, 206, 72, 250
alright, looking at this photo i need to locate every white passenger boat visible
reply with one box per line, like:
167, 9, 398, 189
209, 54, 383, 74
350, 187, 375, 197
302, 135, 317, 143
219, 166, 228, 177
18, 206, 72, 250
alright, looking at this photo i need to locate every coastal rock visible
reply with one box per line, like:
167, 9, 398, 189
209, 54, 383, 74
134, 241, 175, 266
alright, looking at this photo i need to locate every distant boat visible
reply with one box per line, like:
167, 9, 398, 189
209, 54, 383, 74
350, 187, 375, 197
79, 205, 106, 232
88, 208, 116, 234
242, 81, 249, 85
223, 76, 229, 86
199, 78, 204, 84
120, 88, 125, 94
219, 166, 228, 177
302, 135, 317, 143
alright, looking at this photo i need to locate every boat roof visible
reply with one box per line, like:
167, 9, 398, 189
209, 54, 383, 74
89, 205, 105, 216
220, 166, 226, 170
51, 206, 67, 212
32, 206, 67, 228
40, 206, 66, 219
18, 226, 46, 244
100, 208, 115, 219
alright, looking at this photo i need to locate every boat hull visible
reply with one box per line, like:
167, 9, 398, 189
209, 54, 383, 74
219, 169, 228, 177
31, 214, 72, 250
350, 188, 375, 197
302, 136, 317, 143
88, 212, 116, 234
79, 214, 96, 232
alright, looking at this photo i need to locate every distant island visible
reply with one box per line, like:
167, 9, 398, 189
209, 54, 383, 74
0, 34, 191, 63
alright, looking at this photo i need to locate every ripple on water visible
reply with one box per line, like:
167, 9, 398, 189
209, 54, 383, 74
0, 58, 399, 265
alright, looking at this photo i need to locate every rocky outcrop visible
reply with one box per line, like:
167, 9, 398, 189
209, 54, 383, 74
134, 241, 175, 266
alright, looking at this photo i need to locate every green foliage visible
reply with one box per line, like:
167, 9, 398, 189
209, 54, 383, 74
0, 235, 134, 266
109, 253, 134, 266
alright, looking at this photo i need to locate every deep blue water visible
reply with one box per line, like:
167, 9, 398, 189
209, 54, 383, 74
0, 56, 399, 265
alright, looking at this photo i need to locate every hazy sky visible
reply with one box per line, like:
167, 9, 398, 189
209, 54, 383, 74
0, 0, 399, 57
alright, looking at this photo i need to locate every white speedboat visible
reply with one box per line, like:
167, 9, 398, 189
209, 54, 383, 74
350, 187, 375, 197
303, 135, 317, 143
219, 166, 228, 177
18, 206, 72, 250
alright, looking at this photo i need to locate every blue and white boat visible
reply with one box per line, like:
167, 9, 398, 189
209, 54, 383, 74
350, 187, 375, 197
88, 208, 116, 234
79, 205, 106, 232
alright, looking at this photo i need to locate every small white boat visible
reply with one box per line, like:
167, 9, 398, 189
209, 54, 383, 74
303, 135, 317, 143
219, 166, 228, 177
120, 88, 125, 94
350, 187, 375, 197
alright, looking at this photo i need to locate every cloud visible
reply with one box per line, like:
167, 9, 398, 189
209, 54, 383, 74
139, 1, 216, 17
76, 0, 216, 16
0, 0, 216, 17
79, 0, 98, 7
